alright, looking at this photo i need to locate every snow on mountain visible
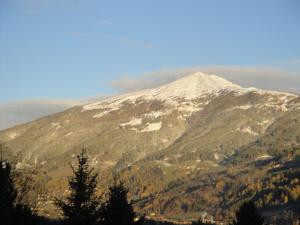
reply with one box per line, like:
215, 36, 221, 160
82, 72, 298, 120
81, 72, 247, 121
82, 72, 242, 111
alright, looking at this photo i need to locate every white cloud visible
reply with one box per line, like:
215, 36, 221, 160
110, 68, 197, 93
0, 96, 108, 130
110, 66, 300, 94
0, 99, 80, 130
201, 65, 300, 93
290, 59, 300, 64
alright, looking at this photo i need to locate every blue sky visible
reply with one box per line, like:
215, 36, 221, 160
1, 0, 300, 102
0, 0, 300, 129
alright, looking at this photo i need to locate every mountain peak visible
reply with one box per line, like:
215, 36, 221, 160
157, 72, 241, 99
83, 72, 242, 111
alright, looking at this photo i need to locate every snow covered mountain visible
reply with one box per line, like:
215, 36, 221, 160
0, 72, 300, 222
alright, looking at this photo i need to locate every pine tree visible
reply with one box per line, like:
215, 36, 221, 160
56, 149, 101, 225
0, 154, 37, 225
100, 181, 142, 225
230, 201, 265, 225
0, 158, 17, 225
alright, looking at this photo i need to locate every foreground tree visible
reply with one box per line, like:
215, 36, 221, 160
0, 155, 37, 225
56, 149, 101, 225
100, 181, 144, 225
0, 157, 17, 224
230, 201, 265, 225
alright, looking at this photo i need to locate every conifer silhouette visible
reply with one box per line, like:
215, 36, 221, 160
0, 158, 17, 225
230, 201, 265, 225
55, 149, 101, 225
100, 181, 143, 225
0, 152, 37, 225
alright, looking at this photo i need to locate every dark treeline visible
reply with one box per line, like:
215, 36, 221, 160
1, 148, 266, 225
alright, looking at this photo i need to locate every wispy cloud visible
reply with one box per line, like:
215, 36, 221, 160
0, 99, 80, 130
289, 58, 300, 64
67, 32, 88, 37
110, 68, 197, 93
120, 37, 153, 49
110, 66, 300, 94
21, 9, 38, 15
270, 58, 300, 68
201, 66, 300, 93
96, 20, 113, 25
275, 58, 300, 64
0, 96, 108, 130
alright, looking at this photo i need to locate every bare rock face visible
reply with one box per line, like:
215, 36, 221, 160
1, 72, 300, 222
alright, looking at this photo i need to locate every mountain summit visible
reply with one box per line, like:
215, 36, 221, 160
153, 72, 242, 99
83, 72, 242, 111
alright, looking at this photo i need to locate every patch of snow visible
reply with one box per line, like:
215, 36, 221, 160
177, 104, 203, 116
8, 131, 17, 139
64, 132, 73, 137
237, 126, 259, 136
259, 119, 272, 125
120, 118, 143, 127
16, 162, 24, 170
141, 122, 162, 132
15, 161, 30, 170
255, 154, 274, 161
161, 138, 168, 143
90, 157, 99, 166
257, 94, 297, 112
93, 108, 119, 118
143, 110, 170, 119
258, 119, 274, 131
177, 115, 185, 121
51, 122, 61, 130
227, 104, 253, 111
214, 153, 220, 160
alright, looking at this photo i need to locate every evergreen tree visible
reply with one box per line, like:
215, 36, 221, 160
56, 149, 101, 225
229, 201, 265, 225
100, 181, 143, 225
0, 158, 17, 225
0, 155, 37, 225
